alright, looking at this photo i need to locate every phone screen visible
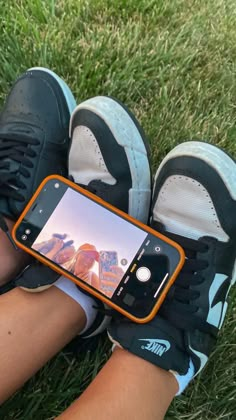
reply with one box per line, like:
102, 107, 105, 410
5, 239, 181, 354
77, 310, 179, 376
31, 187, 148, 298
15, 178, 183, 319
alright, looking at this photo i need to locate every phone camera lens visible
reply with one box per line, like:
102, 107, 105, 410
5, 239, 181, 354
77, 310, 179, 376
54, 183, 60, 189
21, 234, 27, 241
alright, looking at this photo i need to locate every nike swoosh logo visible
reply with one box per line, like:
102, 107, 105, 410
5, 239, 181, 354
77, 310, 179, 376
189, 344, 208, 374
207, 274, 228, 328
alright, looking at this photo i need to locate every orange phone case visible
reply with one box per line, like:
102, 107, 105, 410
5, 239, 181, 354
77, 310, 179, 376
12, 175, 185, 323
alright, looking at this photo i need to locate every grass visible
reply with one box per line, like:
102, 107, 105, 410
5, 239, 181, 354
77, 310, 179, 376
0, 0, 236, 418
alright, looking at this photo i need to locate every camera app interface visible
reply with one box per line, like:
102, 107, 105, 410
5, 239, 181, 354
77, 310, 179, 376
32, 187, 148, 298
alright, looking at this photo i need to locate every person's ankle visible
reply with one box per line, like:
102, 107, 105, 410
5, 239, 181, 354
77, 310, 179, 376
8, 286, 87, 336
0, 218, 31, 286
110, 342, 195, 396
113, 347, 179, 396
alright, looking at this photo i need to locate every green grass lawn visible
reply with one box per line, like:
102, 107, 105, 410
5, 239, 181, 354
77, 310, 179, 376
0, 0, 236, 418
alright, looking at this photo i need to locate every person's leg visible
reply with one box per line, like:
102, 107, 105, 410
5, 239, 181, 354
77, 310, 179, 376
0, 218, 30, 286
58, 348, 177, 420
58, 141, 235, 419
0, 284, 86, 404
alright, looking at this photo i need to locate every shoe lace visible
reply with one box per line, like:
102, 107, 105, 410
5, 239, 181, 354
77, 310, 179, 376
0, 131, 40, 247
0, 132, 40, 201
152, 221, 215, 335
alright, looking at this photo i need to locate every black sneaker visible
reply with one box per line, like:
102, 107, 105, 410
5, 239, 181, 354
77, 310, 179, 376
16, 96, 152, 340
0, 67, 76, 224
108, 141, 236, 378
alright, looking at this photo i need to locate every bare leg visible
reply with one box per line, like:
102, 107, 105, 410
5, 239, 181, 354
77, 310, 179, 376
0, 218, 30, 286
0, 286, 86, 403
58, 348, 178, 420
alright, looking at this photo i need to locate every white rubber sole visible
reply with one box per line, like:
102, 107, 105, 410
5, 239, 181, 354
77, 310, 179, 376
154, 141, 236, 200
28, 67, 76, 114
69, 96, 151, 222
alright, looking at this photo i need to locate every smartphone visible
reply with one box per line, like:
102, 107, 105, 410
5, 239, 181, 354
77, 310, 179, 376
12, 175, 185, 323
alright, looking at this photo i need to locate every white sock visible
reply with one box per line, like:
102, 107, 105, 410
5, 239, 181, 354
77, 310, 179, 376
172, 358, 195, 395
54, 276, 98, 334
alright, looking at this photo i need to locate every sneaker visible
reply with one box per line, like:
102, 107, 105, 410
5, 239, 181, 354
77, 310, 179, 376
16, 97, 152, 340
108, 141, 236, 381
0, 67, 76, 224
69, 96, 152, 222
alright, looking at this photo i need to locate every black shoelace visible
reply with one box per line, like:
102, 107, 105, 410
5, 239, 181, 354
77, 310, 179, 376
0, 132, 40, 200
152, 221, 216, 335
0, 132, 40, 247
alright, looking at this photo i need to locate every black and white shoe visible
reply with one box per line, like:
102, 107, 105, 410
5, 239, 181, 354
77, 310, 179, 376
0, 67, 76, 226
69, 96, 152, 223
108, 141, 236, 378
69, 96, 152, 339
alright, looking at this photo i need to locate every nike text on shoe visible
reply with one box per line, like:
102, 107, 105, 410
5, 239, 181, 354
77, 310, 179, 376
69, 96, 152, 223
0, 67, 76, 226
108, 141, 236, 388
